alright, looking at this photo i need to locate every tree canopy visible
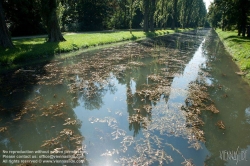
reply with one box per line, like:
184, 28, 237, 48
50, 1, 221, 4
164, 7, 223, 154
207, 0, 250, 37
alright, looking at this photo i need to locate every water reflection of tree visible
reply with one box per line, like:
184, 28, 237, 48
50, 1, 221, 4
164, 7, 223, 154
126, 80, 152, 137
79, 81, 117, 110
114, 33, 200, 137
80, 83, 105, 110
64, 30, 209, 165
117, 62, 163, 137
0, 31, 210, 166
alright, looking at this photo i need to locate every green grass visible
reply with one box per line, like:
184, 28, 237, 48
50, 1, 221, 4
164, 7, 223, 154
216, 29, 250, 79
0, 29, 190, 70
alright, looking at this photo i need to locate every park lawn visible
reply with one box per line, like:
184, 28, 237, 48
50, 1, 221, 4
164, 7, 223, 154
216, 29, 250, 79
0, 29, 181, 68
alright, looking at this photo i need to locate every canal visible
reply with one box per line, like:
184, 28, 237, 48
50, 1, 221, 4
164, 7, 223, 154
0, 29, 250, 166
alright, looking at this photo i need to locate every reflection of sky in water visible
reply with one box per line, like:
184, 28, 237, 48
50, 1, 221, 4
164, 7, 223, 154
171, 39, 206, 90
0, 138, 10, 148
130, 79, 136, 95
166, 39, 207, 115
2, 30, 250, 165
72, 38, 211, 165
245, 107, 250, 124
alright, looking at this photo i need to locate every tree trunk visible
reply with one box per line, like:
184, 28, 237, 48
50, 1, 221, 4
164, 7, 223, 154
47, 9, 65, 42
221, 11, 225, 31
149, 0, 155, 32
143, 0, 149, 32
0, 0, 14, 48
171, 0, 178, 30
129, 0, 133, 33
237, 22, 242, 36
161, 0, 164, 29
247, 26, 250, 37
185, 0, 194, 28
164, 15, 166, 29
44, 0, 65, 42
124, 0, 127, 28
241, 0, 247, 37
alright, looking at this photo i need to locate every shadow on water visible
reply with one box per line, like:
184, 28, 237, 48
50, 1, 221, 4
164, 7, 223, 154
0, 41, 61, 114
0, 42, 87, 165
202, 30, 250, 166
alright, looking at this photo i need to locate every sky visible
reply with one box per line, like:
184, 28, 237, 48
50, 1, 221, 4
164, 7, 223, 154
204, 0, 214, 10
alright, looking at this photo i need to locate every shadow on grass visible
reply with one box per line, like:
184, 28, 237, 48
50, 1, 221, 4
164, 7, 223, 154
0, 41, 62, 70
143, 31, 168, 38
130, 34, 138, 40
223, 35, 250, 43
174, 29, 182, 33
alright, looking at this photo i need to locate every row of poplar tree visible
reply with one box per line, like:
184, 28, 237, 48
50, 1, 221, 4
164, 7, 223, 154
0, 0, 207, 48
207, 0, 250, 37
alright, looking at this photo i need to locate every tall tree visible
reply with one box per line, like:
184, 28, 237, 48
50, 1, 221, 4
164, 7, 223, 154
40, 0, 65, 42
143, 0, 150, 32
0, 0, 14, 48
208, 0, 250, 36
128, 0, 139, 33
179, 0, 187, 28
207, 3, 222, 29
61, 0, 79, 31
192, 0, 207, 28
185, 0, 195, 27
238, 0, 249, 36
77, 0, 113, 31
171, 0, 178, 29
157, 0, 172, 29
149, 0, 156, 31
3, 0, 45, 36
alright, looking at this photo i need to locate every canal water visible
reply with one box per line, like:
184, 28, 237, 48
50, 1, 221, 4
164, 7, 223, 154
0, 29, 250, 166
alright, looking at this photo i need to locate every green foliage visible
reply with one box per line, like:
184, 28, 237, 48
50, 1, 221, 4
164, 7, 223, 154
128, 0, 140, 31
155, 0, 168, 28
57, 2, 65, 29
178, 0, 206, 28
2, 0, 207, 36
207, 3, 222, 28
3, 0, 46, 36
77, 0, 114, 31
108, 0, 143, 29
208, 0, 250, 36
61, 1, 79, 31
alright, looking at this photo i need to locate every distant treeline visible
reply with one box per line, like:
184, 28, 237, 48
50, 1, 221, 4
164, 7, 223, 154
0, 0, 207, 48
3, 0, 206, 36
207, 0, 250, 37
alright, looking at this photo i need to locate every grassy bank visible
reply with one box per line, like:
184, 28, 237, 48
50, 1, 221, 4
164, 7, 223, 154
0, 29, 190, 70
216, 29, 250, 79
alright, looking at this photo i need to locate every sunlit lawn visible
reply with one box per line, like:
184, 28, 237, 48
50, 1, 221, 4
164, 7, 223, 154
0, 29, 188, 69
216, 29, 250, 79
